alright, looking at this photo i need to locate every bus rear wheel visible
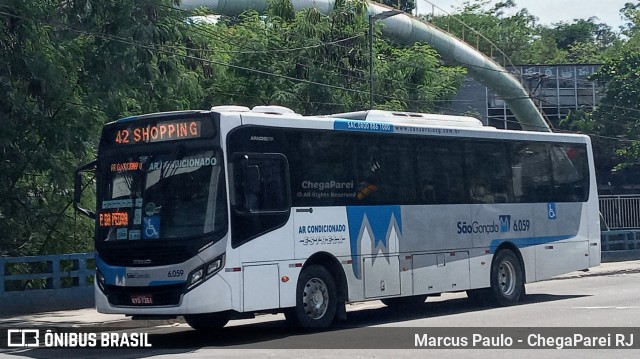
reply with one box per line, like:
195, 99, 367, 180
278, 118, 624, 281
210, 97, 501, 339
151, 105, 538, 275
184, 312, 229, 331
489, 249, 525, 306
285, 265, 337, 329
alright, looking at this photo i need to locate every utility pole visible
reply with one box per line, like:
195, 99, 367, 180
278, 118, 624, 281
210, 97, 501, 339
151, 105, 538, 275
369, 10, 403, 109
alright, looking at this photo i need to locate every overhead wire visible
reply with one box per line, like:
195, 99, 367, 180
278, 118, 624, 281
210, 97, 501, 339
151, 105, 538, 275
0, 9, 455, 112
168, 3, 475, 100
3, 3, 637, 139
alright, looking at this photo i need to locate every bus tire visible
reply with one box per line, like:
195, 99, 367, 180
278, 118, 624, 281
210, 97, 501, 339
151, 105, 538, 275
286, 265, 337, 329
381, 295, 428, 310
184, 312, 229, 331
489, 249, 525, 306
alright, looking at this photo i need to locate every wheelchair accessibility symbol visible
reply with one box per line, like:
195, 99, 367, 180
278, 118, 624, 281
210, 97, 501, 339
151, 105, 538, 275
548, 202, 557, 220
143, 216, 160, 239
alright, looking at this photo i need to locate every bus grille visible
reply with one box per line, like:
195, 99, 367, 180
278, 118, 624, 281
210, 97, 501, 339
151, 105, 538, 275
97, 245, 192, 267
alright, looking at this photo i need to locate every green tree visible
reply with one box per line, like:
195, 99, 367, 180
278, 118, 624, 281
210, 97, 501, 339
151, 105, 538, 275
565, 47, 640, 169
424, 0, 538, 65
546, 18, 617, 62
372, 1, 416, 13
192, 0, 465, 114
0, 0, 100, 256
0, 0, 203, 256
0, 0, 467, 257
561, 5, 640, 174
424, 0, 620, 65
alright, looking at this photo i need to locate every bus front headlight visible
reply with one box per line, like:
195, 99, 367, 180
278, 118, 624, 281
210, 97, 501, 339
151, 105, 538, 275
207, 258, 222, 275
189, 269, 204, 287
187, 254, 225, 290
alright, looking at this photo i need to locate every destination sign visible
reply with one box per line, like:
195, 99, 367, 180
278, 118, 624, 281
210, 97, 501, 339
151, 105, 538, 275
112, 120, 202, 145
110, 162, 143, 172
99, 211, 129, 227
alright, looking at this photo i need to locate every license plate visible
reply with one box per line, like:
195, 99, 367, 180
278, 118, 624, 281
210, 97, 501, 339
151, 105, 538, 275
131, 294, 153, 305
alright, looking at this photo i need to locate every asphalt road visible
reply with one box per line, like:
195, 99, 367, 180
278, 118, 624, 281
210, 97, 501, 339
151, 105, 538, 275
2, 271, 640, 358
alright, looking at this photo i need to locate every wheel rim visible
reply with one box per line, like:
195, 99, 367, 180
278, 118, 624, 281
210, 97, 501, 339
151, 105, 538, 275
302, 277, 329, 320
497, 260, 516, 296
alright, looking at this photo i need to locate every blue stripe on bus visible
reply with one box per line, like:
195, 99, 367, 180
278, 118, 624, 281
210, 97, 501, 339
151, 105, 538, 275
333, 119, 394, 133
489, 234, 575, 253
95, 256, 126, 286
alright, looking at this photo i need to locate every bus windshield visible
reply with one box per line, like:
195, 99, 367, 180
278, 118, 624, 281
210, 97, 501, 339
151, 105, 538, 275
98, 147, 227, 242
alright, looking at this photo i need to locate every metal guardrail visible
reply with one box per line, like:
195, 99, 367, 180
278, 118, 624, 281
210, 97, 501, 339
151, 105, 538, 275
0, 253, 95, 295
600, 195, 640, 230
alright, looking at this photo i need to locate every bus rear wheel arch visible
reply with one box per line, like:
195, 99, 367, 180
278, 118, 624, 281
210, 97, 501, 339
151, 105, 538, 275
467, 248, 525, 306
490, 248, 525, 306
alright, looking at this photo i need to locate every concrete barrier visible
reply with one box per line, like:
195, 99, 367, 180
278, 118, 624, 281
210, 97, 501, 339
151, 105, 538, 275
0, 253, 95, 317
601, 250, 640, 263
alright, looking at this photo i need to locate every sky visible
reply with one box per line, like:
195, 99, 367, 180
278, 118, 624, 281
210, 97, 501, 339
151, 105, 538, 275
418, 0, 632, 29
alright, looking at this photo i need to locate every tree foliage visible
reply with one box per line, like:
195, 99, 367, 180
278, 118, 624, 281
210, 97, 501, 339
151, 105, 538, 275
186, 0, 465, 114
372, 1, 416, 13
425, 0, 620, 65
0, 0, 465, 256
424, 0, 538, 65
560, 3, 640, 172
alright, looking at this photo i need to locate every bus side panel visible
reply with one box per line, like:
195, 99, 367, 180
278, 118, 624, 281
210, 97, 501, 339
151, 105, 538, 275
242, 264, 280, 311
293, 207, 351, 263
469, 203, 536, 283
586, 142, 602, 267
235, 218, 296, 310
236, 217, 295, 263
412, 251, 470, 294
533, 202, 589, 280
588, 199, 602, 267
469, 248, 492, 289
401, 205, 470, 252
293, 206, 366, 302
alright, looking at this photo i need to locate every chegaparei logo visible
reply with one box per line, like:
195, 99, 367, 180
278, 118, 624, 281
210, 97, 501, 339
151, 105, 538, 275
457, 215, 511, 234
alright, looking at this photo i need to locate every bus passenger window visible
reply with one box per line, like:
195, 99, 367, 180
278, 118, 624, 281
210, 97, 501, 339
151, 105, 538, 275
512, 143, 552, 203
551, 144, 589, 202
356, 141, 416, 205
465, 142, 512, 204
416, 143, 465, 205
232, 154, 290, 213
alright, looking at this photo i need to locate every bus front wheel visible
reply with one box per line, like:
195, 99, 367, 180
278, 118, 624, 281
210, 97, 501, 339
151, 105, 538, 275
489, 249, 525, 306
285, 265, 337, 329
184, 312, 229, 331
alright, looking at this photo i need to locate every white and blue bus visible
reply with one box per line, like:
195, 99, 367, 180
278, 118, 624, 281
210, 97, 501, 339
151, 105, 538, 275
74, 106, 601, 330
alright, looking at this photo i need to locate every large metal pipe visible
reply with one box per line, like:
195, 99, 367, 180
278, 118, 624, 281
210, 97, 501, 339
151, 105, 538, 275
180, 0, 550, 132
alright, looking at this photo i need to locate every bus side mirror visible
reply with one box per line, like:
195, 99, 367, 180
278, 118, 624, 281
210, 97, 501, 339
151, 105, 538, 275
74, 160, 97, 219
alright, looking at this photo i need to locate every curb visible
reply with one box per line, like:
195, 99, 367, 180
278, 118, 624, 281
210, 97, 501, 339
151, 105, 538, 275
549, 267, 640, 281
0, 317, 185, 329
81, 318, 185, 329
